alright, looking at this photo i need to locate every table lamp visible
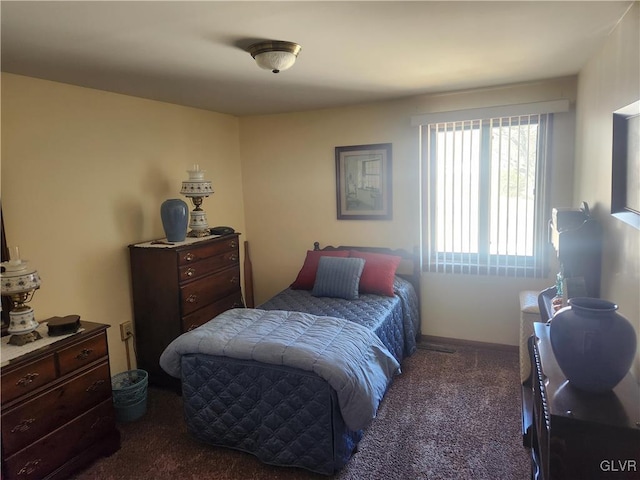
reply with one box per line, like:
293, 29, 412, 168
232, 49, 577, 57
1, 247, 42, 346
180, 164, 214, 237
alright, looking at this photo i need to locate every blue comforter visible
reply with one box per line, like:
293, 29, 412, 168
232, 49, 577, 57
259, 276, 420, 361
159, 308, 400, 431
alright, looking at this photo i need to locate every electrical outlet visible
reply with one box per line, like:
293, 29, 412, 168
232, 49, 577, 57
120, 321, 134, 341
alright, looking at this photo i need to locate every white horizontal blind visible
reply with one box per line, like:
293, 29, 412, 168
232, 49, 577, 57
423, 114, 551, 277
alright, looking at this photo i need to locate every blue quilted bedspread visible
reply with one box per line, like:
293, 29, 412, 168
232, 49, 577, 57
160, 308, 400, 431
259, 276, 420, 362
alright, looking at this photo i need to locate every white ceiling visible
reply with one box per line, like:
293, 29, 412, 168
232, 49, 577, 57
1, 1, 634, 116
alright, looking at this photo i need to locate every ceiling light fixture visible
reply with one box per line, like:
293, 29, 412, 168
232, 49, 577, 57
248, 40, 302, 74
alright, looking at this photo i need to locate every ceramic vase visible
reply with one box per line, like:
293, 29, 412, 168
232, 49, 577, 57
160, 198, 188, 242
550, 297, 636, 393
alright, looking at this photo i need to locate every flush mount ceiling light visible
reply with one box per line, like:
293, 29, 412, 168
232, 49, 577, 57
248, 40, 302, 73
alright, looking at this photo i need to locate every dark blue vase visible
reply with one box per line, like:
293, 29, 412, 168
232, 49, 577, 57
550, 297, 636, 393
160, 199, 188, 242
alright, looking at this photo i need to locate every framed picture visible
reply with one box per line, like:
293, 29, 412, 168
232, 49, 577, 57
611, 100, 639, 230
335, 143, 392, 220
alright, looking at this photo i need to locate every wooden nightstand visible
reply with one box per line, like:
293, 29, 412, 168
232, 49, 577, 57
1, 321, 120, 480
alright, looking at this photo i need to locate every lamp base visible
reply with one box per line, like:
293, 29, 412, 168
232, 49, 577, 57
188, 209, 209, 234
187, 228, 211, 238
8, 330, 42, 346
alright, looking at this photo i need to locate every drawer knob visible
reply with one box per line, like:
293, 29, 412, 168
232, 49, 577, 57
230, 276, 239, 285
16, 373, 39, 387
184, 252, 195, 262
11, 418, 36, 433
186, 294, 198, 304
229, 253, 238, 262
228, 240, 238, 249
86, 379, 106, 392
76, 348, 94, 360
18, 459, 41, 476
185, 267, 196, 277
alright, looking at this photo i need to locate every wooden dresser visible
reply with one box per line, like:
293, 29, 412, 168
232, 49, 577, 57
529, 323, 640, 479
1, 321, 120, 480
129, 234, 243, 389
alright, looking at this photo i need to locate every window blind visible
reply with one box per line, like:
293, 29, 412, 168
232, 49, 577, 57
422, 113, 553, 277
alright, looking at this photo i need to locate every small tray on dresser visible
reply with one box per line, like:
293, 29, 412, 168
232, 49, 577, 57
47, 314, 81, 336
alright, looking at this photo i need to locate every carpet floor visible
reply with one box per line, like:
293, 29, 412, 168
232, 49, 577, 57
72, 344, 530, 479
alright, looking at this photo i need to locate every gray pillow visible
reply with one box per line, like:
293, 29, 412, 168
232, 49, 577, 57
312, 256, 366, 300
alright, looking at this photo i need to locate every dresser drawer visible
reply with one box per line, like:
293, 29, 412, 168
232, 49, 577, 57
56, 332, 108, 376
177, 236, 239, 265
1, 355, 57, 405
1, 361, 112, 456
181, 291, 244, 331
180, 266, 241, 315
3, 399, 116, 480
178, 251, 239, 282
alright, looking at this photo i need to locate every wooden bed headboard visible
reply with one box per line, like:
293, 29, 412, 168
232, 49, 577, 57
313, 241, 421, 303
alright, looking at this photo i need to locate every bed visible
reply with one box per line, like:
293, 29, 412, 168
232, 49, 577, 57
160, 242, 421, 475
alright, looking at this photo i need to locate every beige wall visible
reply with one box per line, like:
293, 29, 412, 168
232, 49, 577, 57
240, 77, 577, 346
1, 74, 246, 374
574, 3, 640, 373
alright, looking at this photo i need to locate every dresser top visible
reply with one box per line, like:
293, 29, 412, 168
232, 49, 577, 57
534, 322, 640, 430
130, 233, 239, 249
1, 320, 108, 370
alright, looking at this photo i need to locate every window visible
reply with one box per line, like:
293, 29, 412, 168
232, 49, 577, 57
362, 159, 381, 190
422, 114, 552, 277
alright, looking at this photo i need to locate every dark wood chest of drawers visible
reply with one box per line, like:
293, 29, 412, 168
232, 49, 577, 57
1, 321, 120, 480
129, 234, 243, 389
529, 323, 640, 480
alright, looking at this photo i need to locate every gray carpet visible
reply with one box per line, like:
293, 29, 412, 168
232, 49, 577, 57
72, 345, 530, 479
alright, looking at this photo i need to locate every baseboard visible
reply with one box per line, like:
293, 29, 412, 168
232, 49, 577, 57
420, 335, 518, 353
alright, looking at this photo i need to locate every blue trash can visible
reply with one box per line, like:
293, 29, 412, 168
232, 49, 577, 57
111, 369, 148, 422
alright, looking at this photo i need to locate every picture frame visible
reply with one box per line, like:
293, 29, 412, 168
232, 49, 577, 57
335, 143, 392, 220
611, 100, 639, 230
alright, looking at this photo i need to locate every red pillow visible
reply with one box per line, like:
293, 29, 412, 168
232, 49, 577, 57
290, 250, 350, 290
349, 251, 402, 297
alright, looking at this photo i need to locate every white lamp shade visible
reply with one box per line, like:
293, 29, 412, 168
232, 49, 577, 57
180, 165, 213, 197
254, 51, 297, 73
0, 261, 41, 295
180, 180, 213, 197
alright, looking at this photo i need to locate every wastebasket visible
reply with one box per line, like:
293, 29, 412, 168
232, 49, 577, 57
111, 369, 148, 422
